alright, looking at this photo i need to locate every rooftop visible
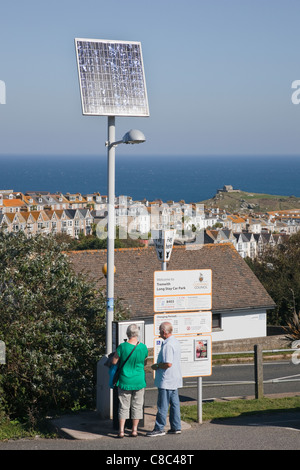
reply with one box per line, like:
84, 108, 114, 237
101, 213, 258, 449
69, 243, 275, 320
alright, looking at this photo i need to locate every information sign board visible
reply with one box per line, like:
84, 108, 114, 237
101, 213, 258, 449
154, 311, 212, 337
154, 269, 212, 312
154, 334, 212, 378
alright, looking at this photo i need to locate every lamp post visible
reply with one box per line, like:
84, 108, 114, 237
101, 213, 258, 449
75, 38, 149, 420
105, 122, 146, 355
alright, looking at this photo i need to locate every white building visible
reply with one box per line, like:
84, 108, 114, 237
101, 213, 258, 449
70, 243, 275, 348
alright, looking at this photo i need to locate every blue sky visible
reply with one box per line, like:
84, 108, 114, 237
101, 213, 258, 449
0, 0, 300, 157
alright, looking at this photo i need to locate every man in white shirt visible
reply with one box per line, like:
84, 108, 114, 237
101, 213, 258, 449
147, 321, 183, 437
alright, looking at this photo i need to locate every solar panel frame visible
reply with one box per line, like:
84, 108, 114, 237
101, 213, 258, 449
75, 38, 149, 117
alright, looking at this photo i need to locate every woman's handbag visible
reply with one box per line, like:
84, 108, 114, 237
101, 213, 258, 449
109, 363, 119, 389
109, 342, 139, 389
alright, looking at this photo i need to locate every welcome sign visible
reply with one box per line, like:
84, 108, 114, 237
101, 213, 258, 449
154, 269, 212, 312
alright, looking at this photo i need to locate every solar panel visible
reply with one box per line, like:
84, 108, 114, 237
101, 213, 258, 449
75, 38, 149, 117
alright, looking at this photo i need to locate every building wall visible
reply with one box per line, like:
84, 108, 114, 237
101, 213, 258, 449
212, 308, 267, 342
68, 244, 275, 349
141, 308, 267, 348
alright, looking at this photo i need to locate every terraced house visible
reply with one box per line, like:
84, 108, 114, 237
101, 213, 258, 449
23, 192, 69, 211
0, 207, 93, 237
0, 189, 299, 258
0, 192, 27, 213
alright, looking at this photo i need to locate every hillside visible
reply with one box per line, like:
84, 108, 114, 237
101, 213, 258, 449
199, 189, 300, 213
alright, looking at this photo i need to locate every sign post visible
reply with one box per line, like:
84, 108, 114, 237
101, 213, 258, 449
197, 377, 203, 424
153, 269, 213, 424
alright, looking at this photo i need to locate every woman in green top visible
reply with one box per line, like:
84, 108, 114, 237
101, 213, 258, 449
111, 324, 148, 438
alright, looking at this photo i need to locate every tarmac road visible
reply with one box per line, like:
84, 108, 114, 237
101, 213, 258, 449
146, 361, 300, 405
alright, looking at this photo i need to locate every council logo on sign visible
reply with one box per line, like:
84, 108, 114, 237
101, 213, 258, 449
193, 271, 210, 290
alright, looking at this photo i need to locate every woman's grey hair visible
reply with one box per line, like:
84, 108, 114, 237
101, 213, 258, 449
126, 323, 139, 339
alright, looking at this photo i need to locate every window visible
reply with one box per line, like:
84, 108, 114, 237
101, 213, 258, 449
212, 313, 221, 330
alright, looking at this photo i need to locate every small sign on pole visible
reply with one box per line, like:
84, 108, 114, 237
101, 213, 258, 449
153, 230, 175, 263
153, 269, 213, 424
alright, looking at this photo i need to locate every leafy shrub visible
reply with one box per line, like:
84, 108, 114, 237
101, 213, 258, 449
0, 232, 125, 418
246, 231, 300, 325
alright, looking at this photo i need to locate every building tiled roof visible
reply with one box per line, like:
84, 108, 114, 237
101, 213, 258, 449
68, 243, 275, 320
2, 199, 26, 208
2, 213, 19, 223
21, 212, 36, 222
227, 215, 246, 223
30, 210, 50, 221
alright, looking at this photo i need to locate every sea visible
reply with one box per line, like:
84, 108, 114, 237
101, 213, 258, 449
1, 154, 300, 203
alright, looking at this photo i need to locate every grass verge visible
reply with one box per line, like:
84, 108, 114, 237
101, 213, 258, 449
180, 396, 300, 422
0, 412, 58, 441
211, 350, 292, 365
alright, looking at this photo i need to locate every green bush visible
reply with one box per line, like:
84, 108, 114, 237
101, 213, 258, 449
0, 232, 125, 419
246, 231, 300, 325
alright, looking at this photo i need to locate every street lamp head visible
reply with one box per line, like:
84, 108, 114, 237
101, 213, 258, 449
105, 129, 146, 148
122, 129, 146, 145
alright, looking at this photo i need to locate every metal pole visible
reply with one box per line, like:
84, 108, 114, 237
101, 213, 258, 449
106, 116, 116, 355
161, 228, 167, 271
197, 377, 202, 423
254, 344, 264, 399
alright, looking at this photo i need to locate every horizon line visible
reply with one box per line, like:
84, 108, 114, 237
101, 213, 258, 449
0, 153, 300, 159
